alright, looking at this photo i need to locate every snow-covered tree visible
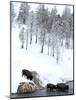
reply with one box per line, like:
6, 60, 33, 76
62, 6, 73, 48
17, 2, 30, 25
36, 4, 49, 53
17, 3, 30, 49
35, 26, 38, 44
10, 2, 16, 24
19, 27, 25, 48
34, 12, 39, 44
19, 25, 29, 50
51, 14, 63, 63
26, 28, 28, 50
47, 6, 57, 55
29, 11, 34, 45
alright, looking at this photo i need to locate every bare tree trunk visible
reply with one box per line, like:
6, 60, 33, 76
65, 38, 70, 48
48, 45, 49, 55
21, 43, 24, 48
56, 54, 59, 63
41, 38, 44, 53
52, 46, 54, 57
35, 33, 37, 44
61, 39, 63, 46
50, 46, 55, 56
30, 32, 32, 45
26, 30, 28, 50
41, 45, 43, 53
40, 30, 46, 53
21, 33, 24, 49
30, 23, 33, 45
35, 28, 38, 44
56, 46, 60, 63
47, 37, 50, 55
47, 42, 50, 55
40, 28, 46, 53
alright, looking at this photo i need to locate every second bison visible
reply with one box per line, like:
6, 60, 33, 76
47, 83, 57, 91
57, 83, 69, 91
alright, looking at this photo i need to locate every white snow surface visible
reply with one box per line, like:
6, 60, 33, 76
11, 25, 73, 93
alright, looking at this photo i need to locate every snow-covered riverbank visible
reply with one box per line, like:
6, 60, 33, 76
11, 26, 73, 93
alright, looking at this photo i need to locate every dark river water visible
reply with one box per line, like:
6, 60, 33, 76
11, 81, 74, 99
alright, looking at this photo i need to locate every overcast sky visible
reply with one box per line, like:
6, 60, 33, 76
13, 2, 73, 16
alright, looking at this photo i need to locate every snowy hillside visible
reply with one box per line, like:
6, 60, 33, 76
11, 25, 73, 93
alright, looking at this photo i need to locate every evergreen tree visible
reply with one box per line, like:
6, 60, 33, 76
35, 12, 39, 44
36, 4, 49, 53
19, 27, 25, 48
47, 6, 57, 55
51, 14, 63, 63
29, 11, 34, 45
11, 2, 16, 23
62, 6, 73, 48
26, 28, 28, 50
17, 2, 30, 25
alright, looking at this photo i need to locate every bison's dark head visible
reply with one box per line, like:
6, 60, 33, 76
22, 69, 33, 80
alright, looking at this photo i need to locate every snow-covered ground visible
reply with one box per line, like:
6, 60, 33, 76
11, 25, 73, 93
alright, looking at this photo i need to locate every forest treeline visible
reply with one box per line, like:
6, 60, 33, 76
11, 2, 73, 63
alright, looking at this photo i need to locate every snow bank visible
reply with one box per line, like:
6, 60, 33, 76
11, 26, 73, 93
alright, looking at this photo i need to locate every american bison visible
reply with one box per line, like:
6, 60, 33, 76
22, 69, 33, 80
57, 83, 69, 91
17, 82, 36, 94
47, 83, 57, 91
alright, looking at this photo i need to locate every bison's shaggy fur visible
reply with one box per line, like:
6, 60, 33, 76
22, 69, 33, 80
47, 83, 57, 91
57, 83, 69, 91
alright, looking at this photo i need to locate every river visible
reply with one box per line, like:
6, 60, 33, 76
11, 81, 74, 99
